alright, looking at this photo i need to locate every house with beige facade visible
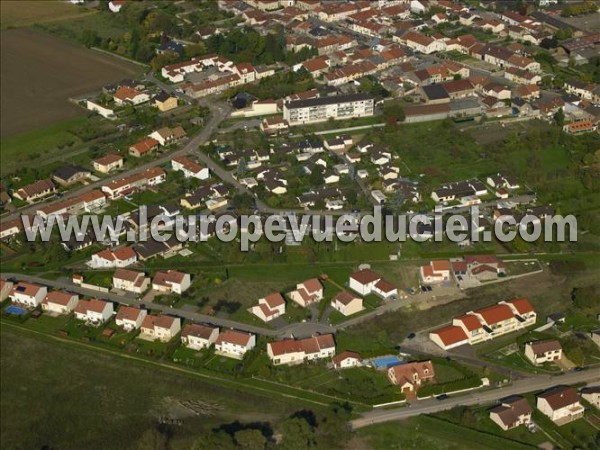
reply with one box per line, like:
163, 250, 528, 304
537, 386, 585, 426
489, 396, 532, 431
524, 340, 563, 366
267, 334, 336, 366
140, 314, 181, 342
331, 291, 363, 316
288, 279, 323, 307
112, 269, 150, 294
41, 291, 79, 315
115, 306, 147, 331
181, 323, 219, 350
215, 330, 256, 359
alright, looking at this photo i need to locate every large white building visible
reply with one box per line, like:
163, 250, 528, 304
283, 93, 375, 125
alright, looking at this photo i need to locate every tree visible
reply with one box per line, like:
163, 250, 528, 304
234, 429, 267, 450
81, 29, 100, 48
237, 157, 248, 177
384, 103, 405, 125
309, 166, 324, 186
554, 107, 565, 127
191, 431, 236, 450
151, 51, 179, 72
279, 417, 316, 450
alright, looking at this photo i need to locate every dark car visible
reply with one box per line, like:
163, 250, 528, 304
407, 333, 416, 340
436, 394, 449, 401
574, 366, 585, 372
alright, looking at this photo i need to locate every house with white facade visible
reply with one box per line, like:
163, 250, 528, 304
430, 298, 537, 350
181, 323, 219, 350
524, 340, 563, 366
349, 268, 396, 298
537, 386, 585, 426
41, 291, 79, 315
420, 260, 451, 284
489, 396, 533, 431
140, 314, 181, 342
332, 351, 362, 369
9, 282, 47, 308
74, 299, 114, 325
115, 306, 147, 331
215, 330, 256, 359
90, 247, 137, 269
171, 156, 210, 180
267, 334, 336, 366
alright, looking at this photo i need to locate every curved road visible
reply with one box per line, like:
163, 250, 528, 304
1, 100, 232, 223
351, 370, 600, 429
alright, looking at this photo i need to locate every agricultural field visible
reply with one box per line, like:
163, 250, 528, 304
0, 328, 303, 450
0, 0, 93, 30
0, 28, 141, 138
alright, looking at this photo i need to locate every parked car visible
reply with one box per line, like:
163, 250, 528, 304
436, 394, 449, 401
407, 332, 416, 340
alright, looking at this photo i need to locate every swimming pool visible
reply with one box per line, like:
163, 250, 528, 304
5, 305, 27, 315
371, 355, 403, 370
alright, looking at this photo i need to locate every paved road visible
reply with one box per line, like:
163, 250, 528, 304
351, 370, 600, 429
1, 100, 232, 223
1, 272, 335, 339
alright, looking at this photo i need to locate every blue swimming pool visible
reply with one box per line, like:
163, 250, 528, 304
5, 305, 27, 315
371, 355, 403, 370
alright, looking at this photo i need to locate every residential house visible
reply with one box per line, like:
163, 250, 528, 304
112, 268, 150, 294
9, 282, 47, 307
331, 291, 364, 316
251, 292, 286, 322
74, 299, 113, 325
52, 165, 90, 186
181, 323, 219, 350
420, 260, 451, 284
153, 91, 178, 112
149, 126, 187, 146
113, 86, 150, 105
332, 351, 362, 369
349, 268, 396, 298
260, 116, 289, 136
90, 247, 137, 268
172, 156, 210, 180
140, 314, 181, 342
41, 291, 79, 315
93, 154, 124, 173
267, 334, 336, 366
129, 137, 160, 158
215, 330, 256, 359
14, 179, 56, 203
430, 298, 537, 350
115, 306, 148, 331
489, 396, 533, 431
524, 340, 563, 365
152, 270, 191, 294
537, 386, 585, 426
563, 120, 598, 135
581, 386, 600, 409
289, 278, 323, 307
387, 360, 435, 393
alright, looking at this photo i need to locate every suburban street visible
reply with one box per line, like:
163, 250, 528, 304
0, 99, 232, 223
0, 272, 335, 339
351, 370, 600, 429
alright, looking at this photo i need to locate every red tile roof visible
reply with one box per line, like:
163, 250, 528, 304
476, 304, 515, 325
455, 314, 484, 331
433, 325, 469, 346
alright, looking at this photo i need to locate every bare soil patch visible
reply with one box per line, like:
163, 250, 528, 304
1, 28, 141, 138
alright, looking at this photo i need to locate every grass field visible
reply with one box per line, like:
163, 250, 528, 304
0, 328, 305, 450
0, 0, 93, 30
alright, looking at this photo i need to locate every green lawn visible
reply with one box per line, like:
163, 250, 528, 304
1, 116, 86, 175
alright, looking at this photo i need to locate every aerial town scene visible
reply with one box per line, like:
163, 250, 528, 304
0, 0, 599, 449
